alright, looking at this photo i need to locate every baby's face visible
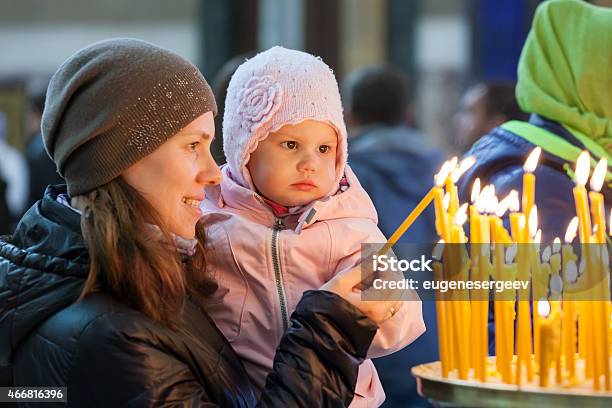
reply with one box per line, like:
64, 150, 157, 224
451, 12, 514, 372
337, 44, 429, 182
247, 120, 338, 207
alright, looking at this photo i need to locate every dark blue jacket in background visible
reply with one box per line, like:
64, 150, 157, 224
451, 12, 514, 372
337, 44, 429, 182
457, 115, 611, 355
458, 115, 611, 242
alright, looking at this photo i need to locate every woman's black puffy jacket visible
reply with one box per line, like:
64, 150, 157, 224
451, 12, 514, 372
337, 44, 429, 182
0, 186, 377, 407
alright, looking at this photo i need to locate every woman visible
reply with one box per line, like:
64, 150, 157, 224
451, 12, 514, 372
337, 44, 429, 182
0, 38, 401, 407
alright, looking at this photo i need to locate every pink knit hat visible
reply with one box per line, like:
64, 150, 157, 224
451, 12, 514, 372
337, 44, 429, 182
223, 46, 348, 192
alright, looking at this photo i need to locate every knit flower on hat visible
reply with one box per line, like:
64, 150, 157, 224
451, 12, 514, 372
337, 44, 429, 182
237, 75, 283, 132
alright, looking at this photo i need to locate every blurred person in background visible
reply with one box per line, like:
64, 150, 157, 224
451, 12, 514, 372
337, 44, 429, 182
343, 64, 444, 408
0, 111, 28, 231
457, 0, 611, 242
454, 81, 528, 152
344, 64, 443, 244
25, 78, 64, 208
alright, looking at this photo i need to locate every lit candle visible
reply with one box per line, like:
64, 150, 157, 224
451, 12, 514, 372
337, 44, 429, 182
528, 208, 544, 367
446, 157, 460, 217
476, 189, 493, 382
588, 158, 609, 390
433, 162, 453, 243
522, 147, 541, 224
451, 204, 471, 380
514, 214, 533, 384
433, 253, 451, 377
378, 157, 475, 256
572, 151, 595, 381
562, 218, 579, 382
378, 187, 437, 256
469, 179, 482, 374
573, 151, 593, 243
491, 198, 514, 383
589, 158, 608, 244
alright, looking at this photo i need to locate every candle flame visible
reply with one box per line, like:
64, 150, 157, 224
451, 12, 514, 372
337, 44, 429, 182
534, 229, 542, 245
496, 190, 518, 217
452, 156, 476, 183
486, 193, 499, 214
564, 216, 579, 243
542, 245, 552, 262
442, 192, 450, 211
509, 190, 520, 213
453, 203, 468, 226
523, 147, 542, 173
475, 185, 489, 213
519, 214, 526, 230
434, 160, 452, 187
505, 244, 517, 263
574, 151, 590, 186
552, 237, 561, 253
471, 178, 481, 204
528, 206, 538, 238
537, 299, 550, 317
432, 239, 445, 260
589, 158, 607, 192
476, 185, 494, 213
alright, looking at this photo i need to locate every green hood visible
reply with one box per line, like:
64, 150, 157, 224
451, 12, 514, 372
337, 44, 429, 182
516, 0, 612, 155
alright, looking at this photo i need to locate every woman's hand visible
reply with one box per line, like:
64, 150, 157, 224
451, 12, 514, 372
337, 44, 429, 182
320, 262, 405, 326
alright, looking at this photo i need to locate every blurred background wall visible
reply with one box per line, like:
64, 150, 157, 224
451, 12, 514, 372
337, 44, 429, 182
2, 0, 576, 154
0, 0, 609, 192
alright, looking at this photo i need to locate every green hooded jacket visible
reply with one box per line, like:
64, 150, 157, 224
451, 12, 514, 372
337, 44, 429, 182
516, 0, 612, 160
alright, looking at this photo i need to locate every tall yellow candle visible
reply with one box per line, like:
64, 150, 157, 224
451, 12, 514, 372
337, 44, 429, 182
469, 179, 482, 374
562, 218, 579, 382
451, 205, 471, 380
491, 216, 514, 382
378, 187, 437, 256
572, 151, 594, 379
588, 157, 610, 390
537, 300, 553, 387
491, 219, 504, 376
512, 214, 533, 383
551, 300, 563, 385
433, 260, 451, 377
434, 187, 451, 243
477, 212, 491, 382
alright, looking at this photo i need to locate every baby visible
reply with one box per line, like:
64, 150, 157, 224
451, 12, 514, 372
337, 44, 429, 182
201, 46, 425, 407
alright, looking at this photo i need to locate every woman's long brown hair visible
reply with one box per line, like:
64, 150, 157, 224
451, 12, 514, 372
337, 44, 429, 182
77, 177, 214, 329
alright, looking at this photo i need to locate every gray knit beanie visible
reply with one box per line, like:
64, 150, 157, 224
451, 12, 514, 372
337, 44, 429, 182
42, 38, 217, 196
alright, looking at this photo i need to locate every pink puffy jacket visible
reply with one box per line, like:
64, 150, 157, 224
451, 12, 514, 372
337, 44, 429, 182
200, 164, 425, 407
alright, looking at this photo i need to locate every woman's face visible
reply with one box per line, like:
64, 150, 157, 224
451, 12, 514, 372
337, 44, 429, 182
122, 111, 221, 239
